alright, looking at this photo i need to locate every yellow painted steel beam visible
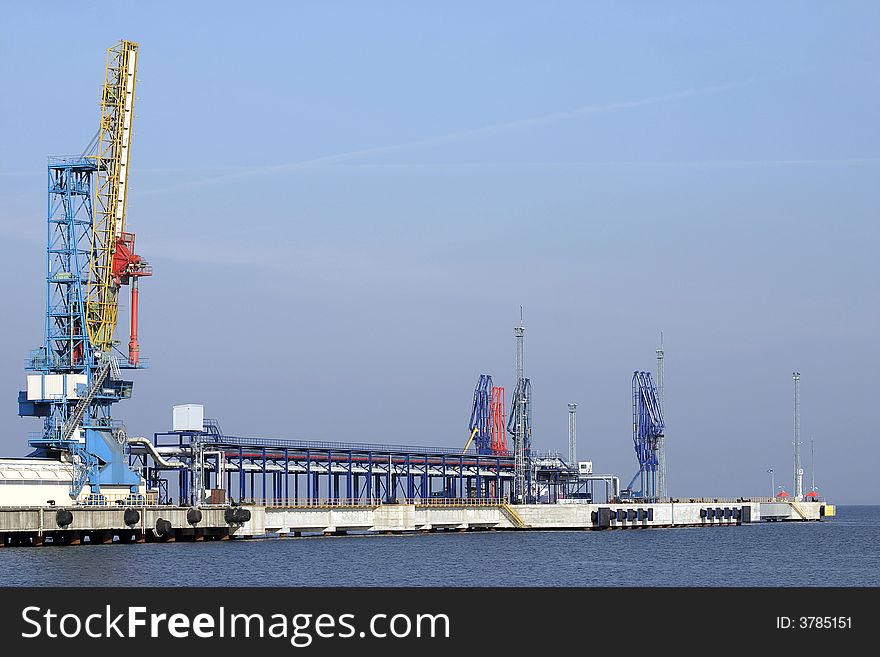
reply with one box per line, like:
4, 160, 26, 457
86, 40, 139, 353
462, 427, 479, 454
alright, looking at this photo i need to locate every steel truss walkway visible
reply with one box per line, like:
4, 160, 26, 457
130, 426, 516, 506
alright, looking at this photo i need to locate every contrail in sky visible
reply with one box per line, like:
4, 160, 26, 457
132, 80, 753, 197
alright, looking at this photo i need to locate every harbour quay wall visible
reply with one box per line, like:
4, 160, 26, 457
237, 499, 826, 537
0, 499, 828, 545
0, 505, 240, 545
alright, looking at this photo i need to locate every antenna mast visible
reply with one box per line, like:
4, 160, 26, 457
793, 372, 803, 500
656, 332, 666, 498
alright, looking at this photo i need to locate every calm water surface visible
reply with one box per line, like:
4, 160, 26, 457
1, 505, 876, 586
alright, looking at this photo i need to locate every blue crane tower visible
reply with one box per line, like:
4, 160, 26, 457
626, 371, 665, 500
17, 40, 149, 501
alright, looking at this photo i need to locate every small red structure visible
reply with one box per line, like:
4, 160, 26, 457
112, 232, 152, 366
490, 386, 508, 456
777, 490, 790, 498
806, 491, 820, 498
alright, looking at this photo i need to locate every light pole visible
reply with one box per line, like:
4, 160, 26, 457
767, 469, 774, 498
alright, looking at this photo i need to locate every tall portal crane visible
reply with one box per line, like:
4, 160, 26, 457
18, 40, 150, 500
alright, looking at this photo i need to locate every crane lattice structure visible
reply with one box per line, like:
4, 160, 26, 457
18, 40, 150, 499
627, 371, 664, 500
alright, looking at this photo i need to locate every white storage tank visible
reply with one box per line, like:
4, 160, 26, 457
172, 404, 204, 432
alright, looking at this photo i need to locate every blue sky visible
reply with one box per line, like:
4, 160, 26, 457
1, 2, 878, 502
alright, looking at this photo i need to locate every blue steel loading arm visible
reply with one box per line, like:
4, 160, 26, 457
467, 374, 494, 454
625, 371, 665, 501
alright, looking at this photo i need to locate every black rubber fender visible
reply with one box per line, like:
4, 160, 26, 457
123, 508, 140, 526
225, 507, 252, 524
55, 509, 73, 528
186, 508, 203, 525
155, 518, 172, 536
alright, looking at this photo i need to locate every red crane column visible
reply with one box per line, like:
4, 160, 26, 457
112, 231, 151, 366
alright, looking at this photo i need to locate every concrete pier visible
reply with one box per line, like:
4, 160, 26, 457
240, 499, 828, 537
0, 499, 832, 546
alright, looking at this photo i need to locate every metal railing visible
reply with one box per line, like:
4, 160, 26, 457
242, 498, 383, 509
676, 496, 825, 504
415, 497, 506, 507
164, 433, 506, 458
76, 492, 158, 507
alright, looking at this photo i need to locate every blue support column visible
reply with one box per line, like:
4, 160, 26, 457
406, 454, 413, 499
459, 456, 464, 499
327, 450, 333, 500
386, 455, 392, 502
367, 452, 373, 501
422, 460, 428, 500
476, 456, 482, 499
284, 449, 289, 503
261, 448, 267, 502
441, 455, 447, 497
347, 451, 353, 501
238, 447, 244, 502
306, 448, 311, 501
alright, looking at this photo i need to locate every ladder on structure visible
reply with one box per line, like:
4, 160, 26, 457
60, 357, 115, 443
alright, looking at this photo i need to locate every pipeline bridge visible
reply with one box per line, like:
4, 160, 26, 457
130, 420, 522, 506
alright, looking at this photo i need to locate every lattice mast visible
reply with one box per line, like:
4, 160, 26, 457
508, 309, 532, 503
656, 334, 666, 498
793, 372, 803, 500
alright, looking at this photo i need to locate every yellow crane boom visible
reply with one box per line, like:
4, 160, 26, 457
87, 39, 139, 354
